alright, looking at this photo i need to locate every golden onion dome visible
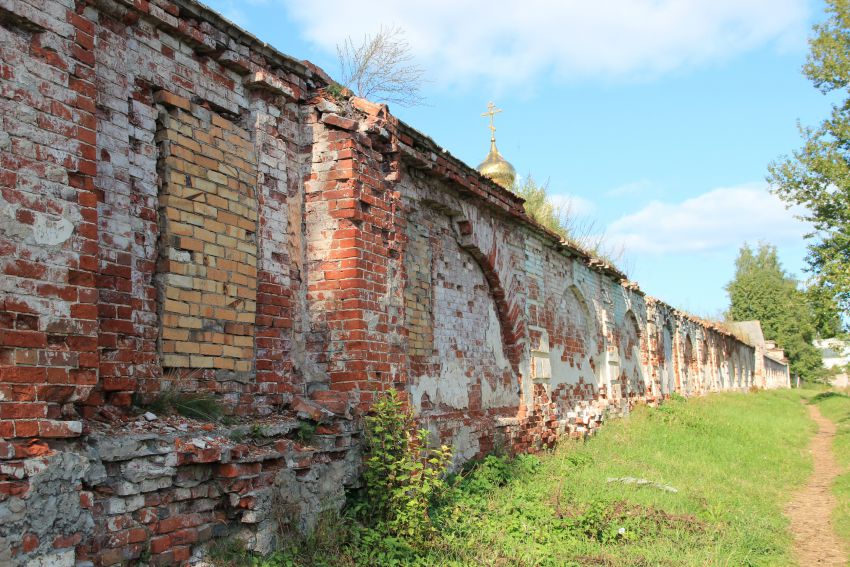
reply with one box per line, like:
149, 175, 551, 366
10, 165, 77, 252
477, 139, 516, 190
477, 102, 516, 189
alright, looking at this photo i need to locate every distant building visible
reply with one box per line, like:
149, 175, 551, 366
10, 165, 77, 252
728, 321, 791, 388
814, 338, 850, 387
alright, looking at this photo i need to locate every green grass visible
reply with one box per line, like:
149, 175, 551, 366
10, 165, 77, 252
808, 389, 850, 548
139, 390, 223, 421
222, 391, 817, 566
419, 390, 815, 566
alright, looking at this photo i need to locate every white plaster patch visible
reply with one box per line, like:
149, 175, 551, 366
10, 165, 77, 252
31, 213, 75, 245
550, 343, 588, 387
0, 193, 76, 247
481, 372, 518, 409
25, 549, 75, 567
450, 425, 480, 466
410, 355, 470, 412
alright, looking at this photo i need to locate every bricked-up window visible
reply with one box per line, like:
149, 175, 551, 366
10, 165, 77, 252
155, 99, 258, 374
404, 224, 434, 361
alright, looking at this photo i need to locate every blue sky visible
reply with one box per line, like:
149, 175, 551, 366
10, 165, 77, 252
204, 0, 831, 317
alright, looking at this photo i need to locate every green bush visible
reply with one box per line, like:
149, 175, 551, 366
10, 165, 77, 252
357, 390, 452, 540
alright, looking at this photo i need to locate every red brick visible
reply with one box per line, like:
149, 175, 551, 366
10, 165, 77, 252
321, 113, 358, 131
66, 10, 95, 35
127, 528, 148, 543
172, 546, 191, 562
0, 385, 36, 402
79, 491, 93, 509
22, 533, 38, 553
67, 336, 97, 351
149, 535, 171, 554
0, 331, 47, 348
0, 367, 46, 383
157, 513, 202, 534
53, 532, 82, 549
0, 403, 47, 419
216, 462, 261, 478
36, 385, 77, 403
68, 270, 95, 287
0, 481, 29, 497
13, 439, 50, 458
13, 420, 38, 438
169, 528, 198, 546
15, 209, 35, 225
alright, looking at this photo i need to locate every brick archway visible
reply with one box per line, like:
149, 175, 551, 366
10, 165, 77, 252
454, 219, 522, 375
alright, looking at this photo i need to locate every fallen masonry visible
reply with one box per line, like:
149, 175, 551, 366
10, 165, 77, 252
0, 0, 791, 565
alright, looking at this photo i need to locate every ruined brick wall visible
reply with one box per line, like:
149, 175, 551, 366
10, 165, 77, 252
388, 165, 760, 458
0, 0, 788, 565
764, 355, 791, 388
1, 0, 99, 442
1, 1, 360, 564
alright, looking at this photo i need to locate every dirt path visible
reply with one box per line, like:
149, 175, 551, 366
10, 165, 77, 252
785, 404, 848, 566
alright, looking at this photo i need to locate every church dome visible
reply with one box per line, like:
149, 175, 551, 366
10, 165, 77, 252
477, 102, 516, 190
477, 140, 516, 189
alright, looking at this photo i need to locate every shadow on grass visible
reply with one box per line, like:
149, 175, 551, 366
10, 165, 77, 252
811, 391, 850, 403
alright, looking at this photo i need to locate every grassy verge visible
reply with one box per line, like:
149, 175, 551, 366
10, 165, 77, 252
218, 390, 815, 566
808, 389, 850, 548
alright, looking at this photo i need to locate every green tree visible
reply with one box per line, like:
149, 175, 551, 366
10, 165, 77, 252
767, 0, 850, 315
807, 278, 844, 338
726, 243, 824, 379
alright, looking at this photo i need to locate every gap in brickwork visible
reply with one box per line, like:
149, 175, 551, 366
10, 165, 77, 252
0, 6, 45, 35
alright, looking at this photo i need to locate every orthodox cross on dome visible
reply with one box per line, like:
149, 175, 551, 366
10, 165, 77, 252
481, 101, 502, 142
476, 101, 516, 189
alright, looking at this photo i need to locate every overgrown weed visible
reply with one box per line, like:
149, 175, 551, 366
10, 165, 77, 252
140, 389, 223, 421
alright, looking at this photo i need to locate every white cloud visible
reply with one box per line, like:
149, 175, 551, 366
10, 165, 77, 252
605, 179, 655, 197
550, 193, 596, 216
605, 183, 811, 254
280, 0, 809, 88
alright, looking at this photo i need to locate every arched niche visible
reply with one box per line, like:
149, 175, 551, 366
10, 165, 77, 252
730, 351, 741, 388
620, 310, 644, 396
549, 285, 601, 389
406, 215, 518, 418
683, 334, 695, 394
659, 320, 675, 395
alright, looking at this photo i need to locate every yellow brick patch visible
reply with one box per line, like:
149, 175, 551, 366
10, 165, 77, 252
404, 225, 435, 358
157, 105, 258, 371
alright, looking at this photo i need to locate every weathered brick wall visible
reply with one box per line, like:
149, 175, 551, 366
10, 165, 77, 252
386, 163, 760, 457
764, 354, 791, 388
0, 0, 788, 565
0, 0, 99, 442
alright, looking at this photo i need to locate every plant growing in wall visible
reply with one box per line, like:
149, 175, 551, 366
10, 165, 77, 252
336, 25, 426, 107
357, 389, 452, 540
